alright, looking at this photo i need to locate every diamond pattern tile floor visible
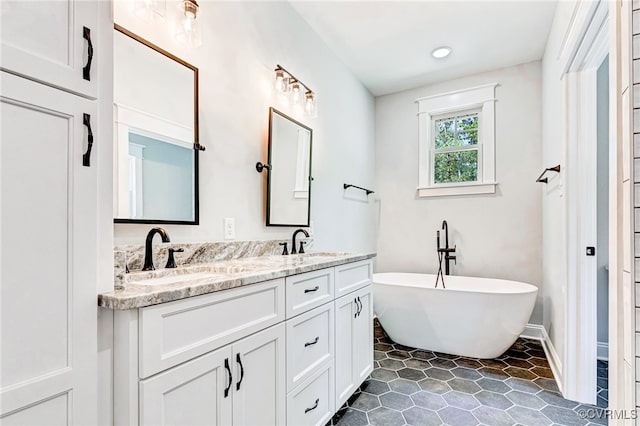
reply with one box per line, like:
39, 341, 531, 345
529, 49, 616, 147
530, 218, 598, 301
327, 320, 607, 426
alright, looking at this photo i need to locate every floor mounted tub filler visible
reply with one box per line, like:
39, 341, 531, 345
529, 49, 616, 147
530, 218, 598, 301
373, 273, 537, 359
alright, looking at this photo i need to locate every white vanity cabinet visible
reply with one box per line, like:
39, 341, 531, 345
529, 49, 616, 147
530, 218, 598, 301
1, 0, 99, 98
111, 258, 373, 426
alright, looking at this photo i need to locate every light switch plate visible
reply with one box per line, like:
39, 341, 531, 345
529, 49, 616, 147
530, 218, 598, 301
224, 217, 235, 240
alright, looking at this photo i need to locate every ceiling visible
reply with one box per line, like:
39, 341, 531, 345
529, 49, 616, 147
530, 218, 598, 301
290, 1, 558, 96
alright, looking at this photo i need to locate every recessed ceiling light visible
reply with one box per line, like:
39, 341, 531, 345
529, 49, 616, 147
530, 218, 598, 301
432, 47, 452, 59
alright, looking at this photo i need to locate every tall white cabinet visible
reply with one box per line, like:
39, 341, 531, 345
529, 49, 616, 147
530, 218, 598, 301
0, 1, 106, 424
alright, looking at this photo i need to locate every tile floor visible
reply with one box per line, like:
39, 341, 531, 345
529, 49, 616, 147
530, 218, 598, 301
596, 361, 608, 409
329, 320, 607, 426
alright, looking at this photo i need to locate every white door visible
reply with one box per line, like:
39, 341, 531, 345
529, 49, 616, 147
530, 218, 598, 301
334, 294, 357, 408
140, 345, 233, 426
0, 0, 98, 99
233, 323, 286, 426
353, 286, 374, 385
0, 72, 97, 423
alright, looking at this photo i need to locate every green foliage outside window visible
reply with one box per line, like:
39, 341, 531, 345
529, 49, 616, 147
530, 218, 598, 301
434, 114, 479, 184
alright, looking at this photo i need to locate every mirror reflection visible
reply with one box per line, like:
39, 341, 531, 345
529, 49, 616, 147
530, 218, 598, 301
113, 25, 199, 224
267, 108, 312, 226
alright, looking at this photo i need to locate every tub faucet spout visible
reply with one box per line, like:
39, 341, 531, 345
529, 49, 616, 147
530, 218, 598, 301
437, 220, 456, 275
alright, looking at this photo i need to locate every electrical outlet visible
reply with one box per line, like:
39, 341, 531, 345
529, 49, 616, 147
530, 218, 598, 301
308, 220, 314, 236
224, 218, 235, 240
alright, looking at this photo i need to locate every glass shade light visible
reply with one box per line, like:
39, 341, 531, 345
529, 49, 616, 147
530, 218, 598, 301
304, 91, 317, 118
134, 0, 165, 21
175, 0, 202, 48
289, 81, 302, 106
274, 69, 287, 94
273, 65, 318, 117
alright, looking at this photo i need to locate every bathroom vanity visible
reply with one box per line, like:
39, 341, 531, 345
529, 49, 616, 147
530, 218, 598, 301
99, 252, 374, 426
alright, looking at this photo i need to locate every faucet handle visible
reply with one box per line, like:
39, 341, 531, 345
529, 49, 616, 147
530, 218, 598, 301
279, 242, 289, 256
299, 241, 307, 254
165, 247, 184, 269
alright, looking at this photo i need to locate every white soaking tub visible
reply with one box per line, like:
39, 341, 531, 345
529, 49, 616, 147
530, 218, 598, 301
373, 273, 538, 359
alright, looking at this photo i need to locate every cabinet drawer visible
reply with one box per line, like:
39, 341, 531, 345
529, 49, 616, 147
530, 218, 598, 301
286, 363, 334, 426
286, 303, 334, 391
286, 268, 334, 318
139, 279, 285, 378
335, 260, 372, 298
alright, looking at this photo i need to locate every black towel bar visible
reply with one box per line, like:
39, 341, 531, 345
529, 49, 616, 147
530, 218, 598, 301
344, 183, 374, 195
536, 165, 561, 183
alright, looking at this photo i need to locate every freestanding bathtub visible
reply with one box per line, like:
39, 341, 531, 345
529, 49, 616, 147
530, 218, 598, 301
373, 273, 538, 359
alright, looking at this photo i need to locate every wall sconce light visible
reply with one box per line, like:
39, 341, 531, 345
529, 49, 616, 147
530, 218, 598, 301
176, 0, 202, 48
273, 64, 318, 118
134, 0, 166, 21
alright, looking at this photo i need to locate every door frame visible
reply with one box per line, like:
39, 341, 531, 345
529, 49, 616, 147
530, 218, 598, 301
561, 0, 609, 404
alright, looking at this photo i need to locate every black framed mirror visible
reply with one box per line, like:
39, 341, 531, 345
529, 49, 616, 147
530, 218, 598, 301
266, 108, 313, 227
113, 25, 200, 225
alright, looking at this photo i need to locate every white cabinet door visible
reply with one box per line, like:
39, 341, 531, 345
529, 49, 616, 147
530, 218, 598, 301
140, 346, 233, 426
0, 0, 98, 99
353, 286, 374, 385
334, 294, 357, 409
335, 285, 373, 409
0, 72, 97, 423
233, 324, 286, 426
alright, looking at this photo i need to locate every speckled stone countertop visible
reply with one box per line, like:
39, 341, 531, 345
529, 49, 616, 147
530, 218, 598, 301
98, 252, 376, 310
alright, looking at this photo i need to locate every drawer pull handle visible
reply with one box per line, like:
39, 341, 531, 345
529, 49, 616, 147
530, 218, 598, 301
82, 113, 93, 167
304, 286, 319, 293
224, 358, 232, 398
236, 353, 244, 391
304, 336, 319, 347
357, 296, 362, 317
354, 297, 360, 318
305, 398, 320, 414
82, 26, 93, 81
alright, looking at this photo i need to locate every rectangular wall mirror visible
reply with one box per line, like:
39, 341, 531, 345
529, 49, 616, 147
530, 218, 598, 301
113, 25, 199, 225
266, 108, 313, 227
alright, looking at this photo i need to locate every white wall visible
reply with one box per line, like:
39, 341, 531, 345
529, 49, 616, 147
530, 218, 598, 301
112, 1, 376, 253
375, 61, 543, 324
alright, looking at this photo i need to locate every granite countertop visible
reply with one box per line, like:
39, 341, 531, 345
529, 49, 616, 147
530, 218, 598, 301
98, 252, 376, 310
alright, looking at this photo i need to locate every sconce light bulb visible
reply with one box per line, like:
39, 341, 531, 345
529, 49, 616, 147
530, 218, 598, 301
175, 0, 201, 47
290, 82, 302, 105
274, 70, 287, 93
304, 92, 317, 117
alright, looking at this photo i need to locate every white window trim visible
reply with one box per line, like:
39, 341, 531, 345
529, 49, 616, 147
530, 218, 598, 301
416, 83, 498, 197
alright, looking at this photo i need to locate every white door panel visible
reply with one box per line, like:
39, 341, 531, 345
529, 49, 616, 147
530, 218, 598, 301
0, 72, 97, 423
0, 0, 98, 98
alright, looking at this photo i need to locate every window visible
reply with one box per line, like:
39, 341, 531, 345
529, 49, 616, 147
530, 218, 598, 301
417, 84, 497, 197
433, 111, 480, 184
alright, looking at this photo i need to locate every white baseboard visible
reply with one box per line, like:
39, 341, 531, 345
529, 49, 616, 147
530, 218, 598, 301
597, 341, 608, 361
520, 324, 563, 395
